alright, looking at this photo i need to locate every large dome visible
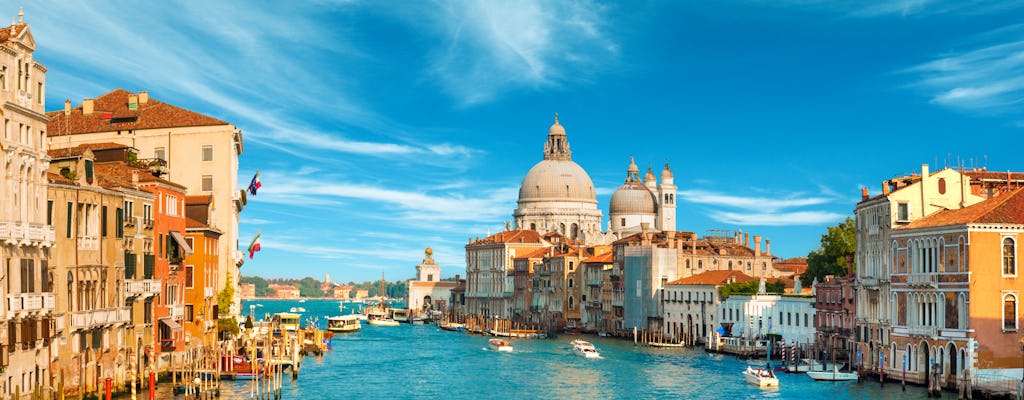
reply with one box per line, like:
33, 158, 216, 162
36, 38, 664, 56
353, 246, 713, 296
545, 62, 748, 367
518, 159, 597, 204
610, 182, 657, 214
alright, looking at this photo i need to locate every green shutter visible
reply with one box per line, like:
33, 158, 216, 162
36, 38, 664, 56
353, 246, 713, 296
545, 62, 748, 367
66, 202, 72, 238
101, 206, 108, 237
115, 208, 123, 238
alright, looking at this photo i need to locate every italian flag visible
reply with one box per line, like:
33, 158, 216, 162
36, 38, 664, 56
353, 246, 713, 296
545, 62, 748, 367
248, 231, 262, 259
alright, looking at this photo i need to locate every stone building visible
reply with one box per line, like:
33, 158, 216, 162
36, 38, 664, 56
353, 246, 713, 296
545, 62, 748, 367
608, 157, 676, 239
406, 247, 456, 317
0, 11, 56, 398
464, 230, 551, 319
48, 90, 246, 316
183, 199, 221, 349
664, 270, 754, 344
813, 274, 856, 362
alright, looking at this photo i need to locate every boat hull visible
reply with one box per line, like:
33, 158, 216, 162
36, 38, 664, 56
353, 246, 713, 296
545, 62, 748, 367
743, 367, 779, 388
806, 371, 858, 381
489, 339, 513, 352
367, 319, 400, 327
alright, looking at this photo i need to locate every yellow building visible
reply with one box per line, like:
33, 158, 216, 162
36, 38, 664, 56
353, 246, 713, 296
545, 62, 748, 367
888, 187, 1024, 388
48, 89, 246, 316
47, 147, 134, 396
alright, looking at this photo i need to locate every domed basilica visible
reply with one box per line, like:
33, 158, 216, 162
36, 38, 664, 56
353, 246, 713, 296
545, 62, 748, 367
512, 115, 676, 244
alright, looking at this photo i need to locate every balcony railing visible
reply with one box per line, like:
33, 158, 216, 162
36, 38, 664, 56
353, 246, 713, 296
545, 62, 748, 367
906, 274, 938, 288
7, 292, 55, 314
71, 307, 132, 329
587, 279, 602, 287
78, 235, 99, 251
908, 326, 938, 337
0, 222, 55, 245
169, 304, 184, 320
126, 279, 161, 298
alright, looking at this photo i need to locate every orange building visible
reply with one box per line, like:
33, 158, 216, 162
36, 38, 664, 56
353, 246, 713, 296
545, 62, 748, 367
888, 187, 1024, 386
137, 175, 190, 355
183, 216, 220, 347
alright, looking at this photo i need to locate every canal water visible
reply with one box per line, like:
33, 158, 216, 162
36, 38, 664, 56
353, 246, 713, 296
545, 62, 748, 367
167, 299, 937, 399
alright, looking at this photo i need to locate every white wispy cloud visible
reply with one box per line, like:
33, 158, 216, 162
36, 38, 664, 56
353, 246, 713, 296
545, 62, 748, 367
402, 0, 619, 105
678, 189, 833, 213
904, 26, 1024, 114
756, 0, 1021, 18
709, 210, 847, 226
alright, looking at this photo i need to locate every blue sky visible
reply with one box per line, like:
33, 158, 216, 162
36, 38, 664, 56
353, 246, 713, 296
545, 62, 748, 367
25, 1, 1024, 282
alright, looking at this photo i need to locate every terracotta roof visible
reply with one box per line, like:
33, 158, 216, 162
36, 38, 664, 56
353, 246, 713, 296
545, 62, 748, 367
0, 23, 28, 44
582, 252, 613, 263
516, 247, 550, 259
48, 146, 91, 159
964, 170, 1024, 182
47, 171, 75, 185
899, 187, 1024, 229
469, 230, 545, 246
77, 142, 131, 150
186, 195, 212, 205
47, 89, 229, 136
185, 217, 207, 229
667, 270, 756, 286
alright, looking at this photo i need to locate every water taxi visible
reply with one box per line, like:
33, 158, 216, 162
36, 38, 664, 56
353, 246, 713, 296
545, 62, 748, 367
289, 306, 306, 313
570, 340, 600, 359
742, 366, 779, 388
366, 313, 399, 326
489, 339, 513, 352
807, 367, 858, 381
272, 312, 301, 332
438, 322, 465, 332
326, 315, 362, 333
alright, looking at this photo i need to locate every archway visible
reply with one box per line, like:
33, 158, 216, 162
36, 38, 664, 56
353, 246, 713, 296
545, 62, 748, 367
423, 295, 433, 311
947, 342, 958, 383
920, 340, 931, 387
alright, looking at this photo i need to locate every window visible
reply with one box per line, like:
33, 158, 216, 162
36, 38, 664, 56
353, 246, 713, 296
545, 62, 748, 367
166, 195, 178, 216
36, 82, 42, 105
185, 305, 194, 322
1004, 294, 1018, 331
124, 201, 134, 219
1, 65, 5, 90
938, 178, 946, 195
100, 206, 107, 237
115, 208, 123, 239
897, 203, 909, 222
184, 266, 194, 288
1004, 237, 1016, 276
154, 147, 165, 161
201, 145, 213, 162
65, 202, 72, 238
46, 201, 52, 226
698, 260, 703, 269
143, 204, 152, 226
620, 218, 625, 227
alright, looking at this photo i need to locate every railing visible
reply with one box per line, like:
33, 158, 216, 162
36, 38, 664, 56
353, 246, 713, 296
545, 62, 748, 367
169, 304, 184, 320
78, 235, 99, 251
906, 274, 938, 287
0, 222, 55, 245
71, 307, 132, 329
7, 292, 55, 313
908, 326, 938, 337
125, 279, 161, 297
587, 279, 602, 287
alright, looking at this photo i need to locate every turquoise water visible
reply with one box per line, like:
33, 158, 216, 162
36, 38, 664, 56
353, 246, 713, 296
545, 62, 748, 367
162, 299, 937, 399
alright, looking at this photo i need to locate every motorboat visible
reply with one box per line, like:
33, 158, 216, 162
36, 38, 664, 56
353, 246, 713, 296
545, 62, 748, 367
489, 339, 513, 352
570, 340, 600, 359
438, 322, 465, 332
367, 315, 400, 327
807, 366, 858, 381
289, 307, 306, 313
785, 358, 825, 373
326, 315, 362, 333
743, 366, 779, 388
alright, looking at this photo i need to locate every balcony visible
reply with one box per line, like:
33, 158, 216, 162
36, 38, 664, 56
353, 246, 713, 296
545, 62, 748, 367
908, 326, 938, 338
77, 235, 99, 251
907, 274, 938, 288
7, 292, 55, 314
125, 279, 161, 298
71, 307, 132, 329
169, 304, 184, 320
587, 279, 602, 287
0, 221, 55, 246
204, 287, 214, 298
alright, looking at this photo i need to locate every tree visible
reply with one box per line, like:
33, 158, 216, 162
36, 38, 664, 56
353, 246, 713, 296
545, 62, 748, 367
297, 277, 324, 298
801, 217, 856, 287
240, 275, 270, 296
718, 279, 784, 300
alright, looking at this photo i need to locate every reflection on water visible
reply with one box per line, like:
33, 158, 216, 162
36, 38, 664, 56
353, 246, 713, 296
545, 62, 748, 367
153, 300, 936, 399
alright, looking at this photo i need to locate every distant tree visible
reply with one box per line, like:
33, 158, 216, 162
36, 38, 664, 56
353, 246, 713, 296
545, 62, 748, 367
240, 275, 271, 297
718, 280, 784, 300
297, 277, 323, 297
801, 217, 856, 287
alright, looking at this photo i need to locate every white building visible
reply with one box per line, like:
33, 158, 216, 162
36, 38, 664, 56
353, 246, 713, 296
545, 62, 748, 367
663, 270, 754, 344
608, 157, 676, 239
719, 291, 815, 345
0, 11, 57, 398
407, 247, 456, 316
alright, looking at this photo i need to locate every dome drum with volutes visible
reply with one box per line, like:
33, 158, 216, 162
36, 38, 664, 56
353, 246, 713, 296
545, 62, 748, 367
609, 183, 657, 215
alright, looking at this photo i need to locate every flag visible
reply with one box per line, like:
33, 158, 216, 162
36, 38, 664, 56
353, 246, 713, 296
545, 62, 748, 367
248, 231, 261, 259
248, 170, 262, 196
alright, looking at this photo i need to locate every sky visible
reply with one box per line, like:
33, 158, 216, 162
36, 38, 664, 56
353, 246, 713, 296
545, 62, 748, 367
22, 1, 1024, 283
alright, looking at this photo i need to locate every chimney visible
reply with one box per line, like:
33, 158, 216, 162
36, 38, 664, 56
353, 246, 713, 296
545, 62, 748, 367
754, 235, 762, 257
920, 164, 930, 219
765, 239, 771, 255
744, 233, 750, 247
882, 182, 891, 196
666, 230, 675, 249
131, 170, 139, 184
691, 235, 697, 255
861, 187, 869, 201
63, 99, 71, 116
128, 94, 139, 111
83, 99, 94, 115
139, 91, 149, 104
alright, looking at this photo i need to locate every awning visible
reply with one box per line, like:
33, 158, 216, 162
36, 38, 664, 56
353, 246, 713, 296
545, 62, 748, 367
169, 231, 194, 255
160, 317, 182, 332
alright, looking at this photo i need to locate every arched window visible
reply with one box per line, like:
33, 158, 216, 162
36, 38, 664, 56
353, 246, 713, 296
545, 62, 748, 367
529, 223, 536, 231
728, 261, 733, 270
698, 260, 703, 269
1003, 238, 1016, 276
1003, 293, 1017, 331
685, 260, 691, 269
570, 223, 579, 239
568, 296, 574, 309
958, 236, 966, 272
568, 278, 574, 288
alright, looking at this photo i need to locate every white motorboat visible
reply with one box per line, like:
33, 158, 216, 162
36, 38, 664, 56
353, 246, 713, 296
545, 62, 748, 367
367, 317, 399, 327
807, 367, 858, 381
743, 366, 779, 388
489, 339, 513, 352
289, 307, 306, 313
326, 315, 362, 333
570, 339, 600, 358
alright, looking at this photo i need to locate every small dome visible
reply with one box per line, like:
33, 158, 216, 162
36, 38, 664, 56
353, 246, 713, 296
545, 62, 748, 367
610, 182, 657, 215
518, 159, 597, 203
644, 166, 656, 184
661, 162, 674, 181
549, 119, 565, 135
